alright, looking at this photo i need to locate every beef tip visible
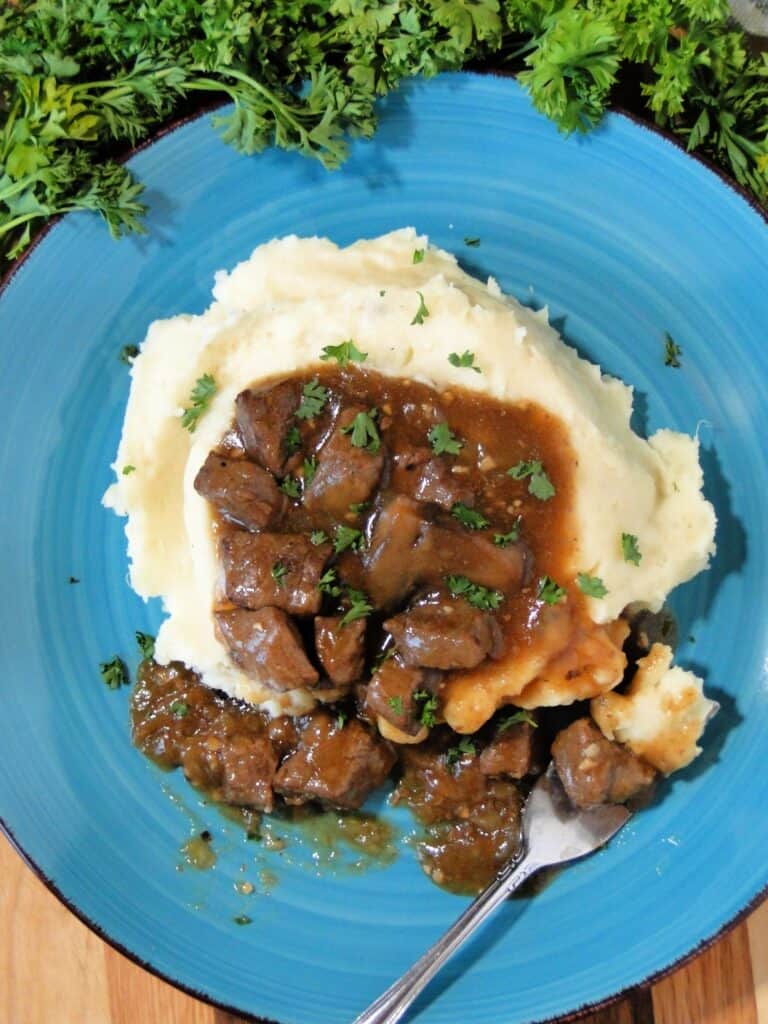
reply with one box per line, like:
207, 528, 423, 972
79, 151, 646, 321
364, 495, 432, 608
221, 532, 331, 615
551, 718, 656, 809
393, 448, 475, 511
194, 451, 285, 531
315, 616, 366, 686
274, 710, 396, 809
304, 406, 385, 518
479, 717, 543, 779
235, 380, 300, 476
364, 655, 439, 736
422, 524, 528, 593
384, 593, 503, 670
219, 734, 278, 811
216, 607, 319, 689
267, 715, 300, 758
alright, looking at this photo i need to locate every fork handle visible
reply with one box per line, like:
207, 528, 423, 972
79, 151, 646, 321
352, 852, 541, 1024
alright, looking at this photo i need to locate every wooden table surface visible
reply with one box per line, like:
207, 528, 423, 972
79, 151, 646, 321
1, 832, 766, 1024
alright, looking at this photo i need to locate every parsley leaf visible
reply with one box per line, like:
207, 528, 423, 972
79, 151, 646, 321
318, 569, 343, 597
341, 408, 380, 454
170, 700, 189, 719
387, 695, 404, 715
271, 561, 288, 587
537, 576, 566, 606
122, 464, 136, 475
411, 291, 429, 326
310, 529, 328, 546
576, 573, 608, 598
664, 332, 682, 368
233, 915, 253, 926
135, 631, 155, 660
339, 588, 373, 627
280, 475, 301, 499
448, 350, 481, 373
349, 501, 370, 515
320, 340, 367, 366
99, 656, 128, 690
464, 237, 481, 247
296, 379, 328, 421
498, 710, 538, 731
413, 689, 438, 728
622, 532, 642, 566
507, 460, 555, 501
427, 421, 463, 456
446, 574, 503, 611
119, 344, 139, 365
302, 456, 317, 487
181, 374, 216, 433
285, 425, 302, 455
446, 737, 476, 768
334, 524, 365, 553
451, 502, 489, 530
412, 248, 425, 264
335, 708, 348, 730
494, 517, 522, 547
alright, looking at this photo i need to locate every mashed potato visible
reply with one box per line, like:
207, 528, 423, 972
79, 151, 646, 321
104, 228, 716, 761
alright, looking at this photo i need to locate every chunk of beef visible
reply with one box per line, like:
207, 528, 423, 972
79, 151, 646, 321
364, 495, 432, 608
314, 616, 366, 686
194, 451, 285, 531
267, 715, 300, 759
304, 406, 385, 518
215, 607, 319, 689
551, 718, 656, 809
393, 447, 475, 510
364, 655, 439, 736
221, 532, 331, 615
384, 594, 503, 670
235, 380, 300, 476
422, 524, 528, 593
274, 710, 396, 809
219, 734, 278, 810
479, 718, 543, 778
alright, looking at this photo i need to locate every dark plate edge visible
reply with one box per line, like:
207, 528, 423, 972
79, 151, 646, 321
1, 70, 767, 1024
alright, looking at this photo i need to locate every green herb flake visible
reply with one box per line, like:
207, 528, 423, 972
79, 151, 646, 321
341, 408, 380, 454
135, 631, 155, 660
446, 575, 503, 611
411, 291, 430, 326
320, 339, 368, 366
334, 524, 365, 554
664, 332, 682, 368
271, 561, 288, 587
68, 576, 80, 585
464, 237, 481, 248
280, 475, 301, 499
413, 689, 438, 728
122, 464, 136, 475
451, 502, 489, 530
448, 350, 481, 373
170, 700, 189, 719
621, 532, 642, 566
498, 710, 538, 732
427, 422, 463, 456
335, 708, 348, 730
387, 695, 404, 715
537, 576, 567, 606
339, 588, 373, 627
576, 573, 608, 598
507, 460, 555, 501
412, 248, 425, 264
318, 569, 342, 597
302, 456, 318, 487
446, 737, 477, 768
494, 517, 522, 547
348, 501, 370, 515
310, 529, 328, 546
285, 425, 302, 455
99, 656, 128, 690
180, 374, 216, 433
233, 915, 253, 926
119, 344, 139, 364
372, 647, 395, 673
296, 379, 328, 421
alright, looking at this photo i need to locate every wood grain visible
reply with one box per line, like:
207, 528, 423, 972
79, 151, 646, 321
0, 833, 763, 1024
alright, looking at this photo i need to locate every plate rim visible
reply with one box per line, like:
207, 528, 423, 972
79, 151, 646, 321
1, 69, 766, 1024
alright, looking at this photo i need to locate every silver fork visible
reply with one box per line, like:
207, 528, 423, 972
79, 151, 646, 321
353, 764, 631, 1024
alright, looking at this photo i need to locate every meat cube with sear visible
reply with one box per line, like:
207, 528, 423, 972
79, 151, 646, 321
215, 607, 319, 689
364, 495, 432, 608
551, 718, 656, 809
393, 448, 475, 511
235, 379, 300, 476
479, 717, 543, 779
219, 733, 278, 811
384, 594, 503, 670
422, 524, 528, 594
364, 655, 439, 736
221, 532, 331, 615
303, 406, 385, 519
274, 710, 396, 809
194, 451, 285, 531
314, 616, 366, 686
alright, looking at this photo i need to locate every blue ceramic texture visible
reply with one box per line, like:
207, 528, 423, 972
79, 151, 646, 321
0, 73, 766, 1024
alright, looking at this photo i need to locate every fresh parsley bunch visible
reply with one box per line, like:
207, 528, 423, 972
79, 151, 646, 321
1, 0, 766, 270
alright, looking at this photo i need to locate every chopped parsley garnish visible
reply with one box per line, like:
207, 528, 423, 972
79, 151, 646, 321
170, 700, 189, 719
448, 350, 481, 373
507, 460, 555, 501
349, 501, 370, 515
285, 425, 302, 455
577, 573, 608, 598
622, 532, 642, 565
446, 575, 503, 611
537, 575, 567, 605
339, 588, 373, 627
233, 915, 253, 926
334, 524, 365, 554
411, 291, 429, 325
318, 569, 343, 597
427, 421, 463, 456
335, 708, 348, 730
135, 631, 155, 660
372, 647, 395, 673
494, 517, 522, 547
498, 710, 538, 731
664, 332, 682, 368
271, 561, 288, 587
119, 344, 139, 364
296, 378, 328, 420
99, 656, 128, 690
280, 475, 301, 499
122, 464, 136, 475
387, 695, 404, 715
302, 456, 318, 487
68, 576, 80, 584
412, 248, 425, 264
341, 408, 380, 454
413, 689, 438, 727
451, 502, 489, 530
310, 529, 328, 546
464, 237, 481, 248
181, 374, 217, 433
446, 738, 476, 768
320, 339, 368, 366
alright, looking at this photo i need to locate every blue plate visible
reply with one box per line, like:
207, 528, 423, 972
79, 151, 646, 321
1, 73, 767, 1024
